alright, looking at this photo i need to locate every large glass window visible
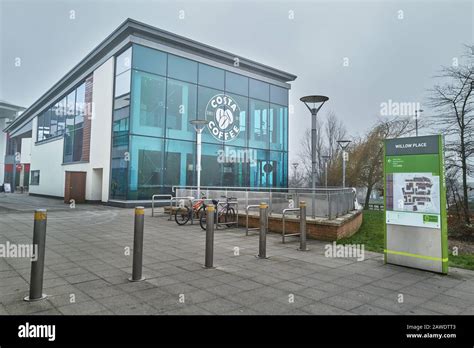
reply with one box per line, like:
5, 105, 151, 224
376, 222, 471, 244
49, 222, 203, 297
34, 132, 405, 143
43, 108, 51, 139
164, 139, 195, 188
168, 54, 198, 84
270, 85, 288, 106
114, 72, 131, 100
116, 47, 132, 75
109, 44, 289, 199
128, 135, 164, 200
111, 134, 129, 200
111, 48, 133, 197
199, 63, 224, 90
37, 114, 44, 141
249, 149, 270, 187
249, 99, 269, 149
132, 44, 167, 76
130, 70, 166, 137
65, 90, 75, 133
269, 104, 288, 151
63, 130, 74, 163
165, 79, 196, 141
221, 145, 248, 187
201, 143, 223, 186
225, 71, 248, 96
224, 93, 248, 148
271, 151, 288, 187
50, 106, 58, 136
75, 83, 86, 128
249, 78, 269, 101
72, 127, 83, 162
57, 97, 66, 135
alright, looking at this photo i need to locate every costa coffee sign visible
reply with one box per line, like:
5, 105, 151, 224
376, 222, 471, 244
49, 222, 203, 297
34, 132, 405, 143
205, 94, 241, 142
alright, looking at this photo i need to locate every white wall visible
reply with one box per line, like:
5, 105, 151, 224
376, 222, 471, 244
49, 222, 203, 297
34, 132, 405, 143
29, 118, 66, 197
20, 138, 31, 164
29, 56, 115, 201
90, 57, 114, 202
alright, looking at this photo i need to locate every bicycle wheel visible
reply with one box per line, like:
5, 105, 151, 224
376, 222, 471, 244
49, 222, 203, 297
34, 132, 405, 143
199, 207, 207, 230
175, 206, 190, 225
225, 207, 236, 227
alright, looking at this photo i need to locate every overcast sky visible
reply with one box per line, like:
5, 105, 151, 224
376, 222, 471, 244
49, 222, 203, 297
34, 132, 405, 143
0, 0, 472, 163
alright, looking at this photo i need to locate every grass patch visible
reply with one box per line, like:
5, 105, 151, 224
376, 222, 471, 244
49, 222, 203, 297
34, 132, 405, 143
337, 210, 385, 253
449, 254, 474, 271
337, 210, 474, 271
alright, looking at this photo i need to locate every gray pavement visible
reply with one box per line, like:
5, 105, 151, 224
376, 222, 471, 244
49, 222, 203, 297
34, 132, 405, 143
0, 193, 473, 315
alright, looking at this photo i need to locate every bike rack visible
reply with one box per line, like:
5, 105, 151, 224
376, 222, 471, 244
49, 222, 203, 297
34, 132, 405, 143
151, 194, 173, 217
282, 208, 300, 243
215, 200, 239, 229
245, 205, 260, 236
169, 196, 194, 221
188, 198, 208, 225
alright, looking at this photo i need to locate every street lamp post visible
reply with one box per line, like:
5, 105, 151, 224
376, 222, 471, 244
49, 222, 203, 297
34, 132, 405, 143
414, 109, 424, 137
300, 95, 329, 218
337, 140, 351, 188
190, 119, 210, 198
322, 155, 330, 187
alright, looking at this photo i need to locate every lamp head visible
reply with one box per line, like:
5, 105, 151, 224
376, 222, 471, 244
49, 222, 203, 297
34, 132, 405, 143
300, 95, 329, 114
189, 119, 210, 131
337, 139, 351, 150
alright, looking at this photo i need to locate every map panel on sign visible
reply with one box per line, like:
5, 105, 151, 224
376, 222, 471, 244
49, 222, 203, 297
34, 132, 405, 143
391, 173, 440, 214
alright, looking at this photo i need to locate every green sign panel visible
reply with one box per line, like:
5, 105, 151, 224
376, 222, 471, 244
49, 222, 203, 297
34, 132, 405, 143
384, 135, 448, 274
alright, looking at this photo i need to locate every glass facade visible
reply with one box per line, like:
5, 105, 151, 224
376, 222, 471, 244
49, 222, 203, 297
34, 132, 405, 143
110, 44, 289, 200
36, 80, 87, 164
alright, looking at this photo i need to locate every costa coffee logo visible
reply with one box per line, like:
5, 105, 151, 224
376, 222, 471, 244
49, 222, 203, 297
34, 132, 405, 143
206, 94, 240, 142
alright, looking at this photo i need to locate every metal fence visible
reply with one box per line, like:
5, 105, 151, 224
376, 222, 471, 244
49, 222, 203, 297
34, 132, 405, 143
172, 186, 356, 219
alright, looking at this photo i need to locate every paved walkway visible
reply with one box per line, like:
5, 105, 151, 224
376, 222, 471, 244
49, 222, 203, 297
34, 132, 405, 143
0, 194, 473, 315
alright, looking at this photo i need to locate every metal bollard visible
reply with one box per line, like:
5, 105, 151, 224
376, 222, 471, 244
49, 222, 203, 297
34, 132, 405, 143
257, 202, 268, 259
24, 209, 48, 302
204, 205, 215, 268
129, 206, 145, 282
298, 201, 309, 251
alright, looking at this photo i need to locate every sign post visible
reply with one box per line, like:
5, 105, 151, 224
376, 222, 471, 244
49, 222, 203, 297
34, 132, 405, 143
383, 135, 448, 274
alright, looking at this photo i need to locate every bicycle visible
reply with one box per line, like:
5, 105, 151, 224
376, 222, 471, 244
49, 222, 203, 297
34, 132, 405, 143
175, 195, 207, 226
199, 196, 237, 230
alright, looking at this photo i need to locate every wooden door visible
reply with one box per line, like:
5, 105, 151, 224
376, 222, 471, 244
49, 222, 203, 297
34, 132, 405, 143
64, 171, 86, 203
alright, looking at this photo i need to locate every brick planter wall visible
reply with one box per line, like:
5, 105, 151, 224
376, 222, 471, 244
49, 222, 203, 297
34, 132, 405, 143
237, 209, 363, 241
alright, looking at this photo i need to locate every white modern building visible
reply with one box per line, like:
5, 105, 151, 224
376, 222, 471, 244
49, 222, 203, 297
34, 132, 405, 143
4, 18, 296, 205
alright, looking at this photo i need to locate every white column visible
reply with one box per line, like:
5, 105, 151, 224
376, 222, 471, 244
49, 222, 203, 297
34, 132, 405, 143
196, 129, 202, 198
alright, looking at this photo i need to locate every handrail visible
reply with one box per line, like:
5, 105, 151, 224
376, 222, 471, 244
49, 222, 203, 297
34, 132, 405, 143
282, 208, 300, 244
151, 194, 172, 217
245, 205, 260, 236
172, 185, 354, 193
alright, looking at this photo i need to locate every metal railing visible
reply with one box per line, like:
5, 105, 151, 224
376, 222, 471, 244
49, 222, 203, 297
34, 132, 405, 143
151, 194, 172, 217
282, 208, 300, 243
245, 205, 260, 236
173, 186, 356, 220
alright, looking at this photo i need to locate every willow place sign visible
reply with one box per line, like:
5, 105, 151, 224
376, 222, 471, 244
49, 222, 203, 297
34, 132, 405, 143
206, 94, 241, 142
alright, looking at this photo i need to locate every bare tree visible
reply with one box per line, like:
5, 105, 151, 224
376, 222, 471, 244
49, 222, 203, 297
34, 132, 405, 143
325, 111, 347, 159
297, 111, 347, 187
429, 45, 474, 225
298, 121, 324, 186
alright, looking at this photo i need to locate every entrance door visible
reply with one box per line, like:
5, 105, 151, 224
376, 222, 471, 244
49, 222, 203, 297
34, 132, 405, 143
64, 171, 86, 203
